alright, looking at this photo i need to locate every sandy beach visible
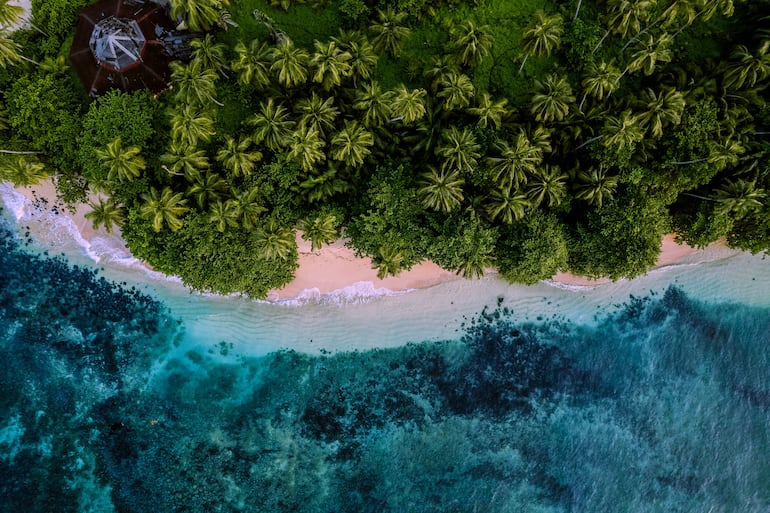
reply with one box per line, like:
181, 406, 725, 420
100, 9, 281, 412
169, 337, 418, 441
12, 179, 716, 300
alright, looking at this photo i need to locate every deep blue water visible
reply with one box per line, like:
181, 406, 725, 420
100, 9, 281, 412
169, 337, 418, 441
1, 214, 770, 512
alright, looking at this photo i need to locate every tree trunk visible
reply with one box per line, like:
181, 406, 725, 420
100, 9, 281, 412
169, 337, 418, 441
576, 135, 603, 150
573, 0, 583, 22
681, 192, 716, 202
670, 158, 708, 165
592, 28, 612, 54
0, 149, 41, 155
579, 92, 589, 112
518, 53, 529, 74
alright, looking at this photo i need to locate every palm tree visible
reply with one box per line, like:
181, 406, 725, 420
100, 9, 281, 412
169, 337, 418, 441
295, 93, 340, 138
169, 0, 225, 32
208, 200, 240, 232
170, 60, 222, 107
372, 245, 405, 279
721, 45, 770, 90
216, 136, 262, 177
487, 186, 530, 224
466, 92, 510, 130
670, 138, 746, 169
602, 109, 645, 151
332, 30, 379, 86
714, 178, 766, 218
0, 156, 47, 186
593, 0, 655, 53
255, 219, 295, 260
310, 40, 352, 90
486, 130, 542, 189
186, 171, 228, 208
353, 81, 393, 127
228, 186, 266, 230
0, 0, 24, 30
624, 33, 673, 77
450, 20, 493, 67
95, 138, 146, 183
659, 0, 699, 30
0, 35, 37, 68
636, 87, 686, 138
519, 11, 563, 74
527, 165, 568, 207
191, 34, 229, 77
436, 126, 481, 175
330, 121, 374, 168
169, 105, 216, 148
436, 72, 475, 111
270, 38, 309, 88
85, 198, 124, 234
423, 54, 461, 93
390, 85, 427, 124
232, 39, 272, 89
530, 74, 575, 123
369, 8, 411, 57
161, 141, 210, 179
417, 166, 465, 213
288, 125, 326, 172
248, 99, 295, 151
297, 163, 351, 203
298, 214, 338, 251
140, 186, 190, 232
575, 167, 618, 207
579, 61, 621, 111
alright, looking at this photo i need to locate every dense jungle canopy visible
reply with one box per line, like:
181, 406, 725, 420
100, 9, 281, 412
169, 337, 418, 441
0, 0, 768, 297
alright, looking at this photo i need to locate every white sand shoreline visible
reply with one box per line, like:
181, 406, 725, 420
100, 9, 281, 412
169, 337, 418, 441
7, 179, 732, 302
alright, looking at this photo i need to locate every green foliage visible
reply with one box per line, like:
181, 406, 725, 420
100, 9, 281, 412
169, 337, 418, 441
123, 211, 297, 296
31, 0, 90, 54
5, 72, 84, 172
345, 163, 432, 267
77, 90, 161, 189
496, 210, 569, 284
569, 190, 670, 280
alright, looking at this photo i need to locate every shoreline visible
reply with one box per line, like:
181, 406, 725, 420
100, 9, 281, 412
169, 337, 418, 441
9, 179, 728, 301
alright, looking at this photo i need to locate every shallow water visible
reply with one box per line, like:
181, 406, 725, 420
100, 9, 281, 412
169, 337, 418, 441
1, 187, 770, 512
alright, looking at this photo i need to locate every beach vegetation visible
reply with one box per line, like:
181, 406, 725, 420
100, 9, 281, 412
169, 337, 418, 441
2, 0, 769, 296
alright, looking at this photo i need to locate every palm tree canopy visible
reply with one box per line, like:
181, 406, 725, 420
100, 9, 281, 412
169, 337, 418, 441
140, 186, 190, 232
530, 74, 575, 123
466, 92, 509, 129
248, 99, 295, 150
436, 72, 475, 111
450, 20, 493, 67
369, 8, 411, 56
391, 85, 427, 123
191, 34, 229, 76
353, 81, 393, 127
299, 214, 339, 251
169, 105, 216, 148
417, 166, 465, 213
232, 39, 272, 89
216, 136, 262, 177
295, 93, 340, 137
436, 126, 481, 175
95, 137, 146, 183
170, 0, 227, 32
310, 40, 352, 90
330, 121, 374, 168
522, 11, 563, 58
575, 167, 619, 207
85, 197, 124, 234
270, 38, 310, 88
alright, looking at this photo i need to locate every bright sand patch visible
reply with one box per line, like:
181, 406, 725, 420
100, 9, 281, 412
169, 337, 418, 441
12, 179, 721, 300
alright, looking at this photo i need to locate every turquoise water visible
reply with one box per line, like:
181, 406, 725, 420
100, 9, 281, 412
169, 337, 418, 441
1, 188, 770, 512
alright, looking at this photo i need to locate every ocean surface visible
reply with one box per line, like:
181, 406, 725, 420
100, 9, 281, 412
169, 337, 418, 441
1, 184, 770, 512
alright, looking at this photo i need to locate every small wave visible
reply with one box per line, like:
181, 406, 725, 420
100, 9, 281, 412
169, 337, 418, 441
272, 281, 413, 306
541, 279, 605, 291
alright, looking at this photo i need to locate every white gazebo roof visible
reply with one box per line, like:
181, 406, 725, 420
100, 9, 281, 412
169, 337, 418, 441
89, 16, 145, 70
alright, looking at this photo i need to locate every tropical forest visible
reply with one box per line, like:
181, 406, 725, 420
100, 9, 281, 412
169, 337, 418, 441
1, 0, 768, 297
